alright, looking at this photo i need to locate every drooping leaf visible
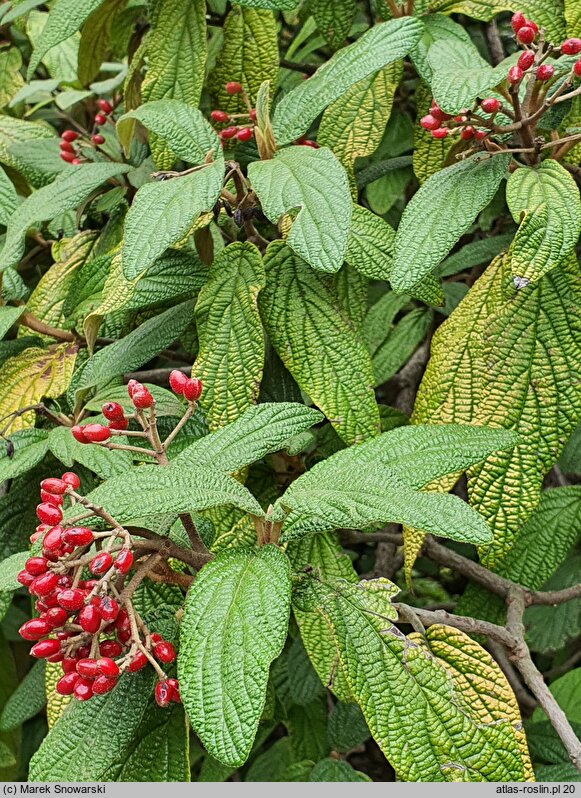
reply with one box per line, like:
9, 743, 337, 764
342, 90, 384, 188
249, 147, 352, 274
259, 242, 380, 445
0, 429, 49, 483
506, 160, 581, 285
0, 661, 46, 732
195, 242, 265, 431
345, 204, 395, 281
0, 163, 130, 272
178, 546, 292, 767
77, 0, 127, 86
272, 17, 423, 145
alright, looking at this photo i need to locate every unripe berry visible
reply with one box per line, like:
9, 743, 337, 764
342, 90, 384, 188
562, 38, 581, 55
61, 130, 79, 142
89, 552, 113, 575
73, 677, 94, 701
78, 605, 101, 634
102, 402, 125, 421
131, 387, 154, 409
19, 618, 52, 641
92, 134, 105, 145
97, 657, 119, 677
30, 638, 61, 658
40, 489, 63, 507
155, 680, 173, 708
236, 127, 253, 142
94, 113, 107, 126
77, 658, 100, 678
508, 66, 523, 84
60, 150, 76, 163
420, 114, 441, 131
56, 673, 79, 695
99, 640, 123, 657
536, 64, 555, 81
92, 675, 117, 695
517, 25, 535, 44
517, 51, 535, 70
30, 572, 58, 597
83, 424, 111, 442
97, 99, 113, 114
183, 378, 202, 402
481, 97, 500, 113
153, 641, 176, 663
220, 126, 238, 140
71, 425, 89, 444
17, 570, 35, 587
25, 557, 49, 576
99, 596, 120, 622
113, 549, 133, 574
225, 81, 242, 95
41, 478, 67, 495
43, 526, 64, 551
511, 11, 526, 32
431, 128, 448, 139
45, 607, 69, 628
575, 59, 581, 77
62, 472, 80, 489
169, 369, 188, 395
62, 526, 94, 546
36, 503, 62, 525
127, 651, 148, 672
210, 110, 229, 122
59, 140, 75, 154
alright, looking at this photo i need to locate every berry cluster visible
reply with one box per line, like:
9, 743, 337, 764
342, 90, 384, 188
58, 99, 113, 165
17, 473, 180, 706
210, 82, 256, 144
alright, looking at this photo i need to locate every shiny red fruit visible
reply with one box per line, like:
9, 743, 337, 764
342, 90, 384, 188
431, 128, 448, 139
92, 675, 117, 695
517, 25, 535, 44
481, 97, 500, 113
92, 134, 105, 145
61, 130, 79, 142
166, 678, 181, 703
127, 379, 140, 398
236, 127, 253, 142
131, 388, 154, 409
108, 418, 129, 430
30, 638, 61, 658
169, 370, 188, 395
71, 426, 89, 444
56, 673, 79, 695
45, 607, 69, 628
114, 549, 133, 574
155, 680, 173, 708
99, 596, 120, 622
97, 99, 113, 114
76, 658, 100, 678
73, 677, 94, 701
60, 140, 75, 154
41, 489, 64, 506
83, 424, 111, 442
60, 150, 76, 163
97, 657, 119, 677
30, 572, 58, 597
19, 618, 52, 641
153, 641, 176, 663
508, 66, 523, 84
210, 110, 229, 122
17, 570, 35, 587
102, 402, 125, 421
183, 378, 202, 402
420, 114, 440, 131
536, 64, 554, 81
249, 109, 257, 121
43, 526, 63, 551
36, 503, 62, 525
575, 59, 581, 77
62, 472, 80, 489
220, 126, 238, 139
517, 51, 535, 70
99, 640, 123, 657
127, 651, 148, 672
58, 588, 86, 612
225, 81, 242, 95
25, 557, 49, 576
474, 130, 488, 141
63, 527, 94, 546
94, 113, 107, 126
511, 11, 526, 32
89, 552, 113, 575
78, 605, 101, 634
41, 478, 67, 495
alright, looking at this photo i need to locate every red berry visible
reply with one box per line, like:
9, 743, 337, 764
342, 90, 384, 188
155, 680, 173, 708
30, 638, 61, 658
430, 102, 451, 121
62, 526, 94, 546
183, 378, 202, 402
97, 657, 119, 677
83, 424, 111, 442
236, 127, 253, 142
17, 570, 35, 587
71, 425, 89, 444
536, 64, 554, 81
19, 618, 52, 641
60, 150, 76, 163
225, 81, 242, 95
94, 113, 107, 126
150, 633, 162, 645
210, 110, 229, 122
460, 127, 474, 140
45, 607, 69, 628
153, 641, 176, 663
78, 605, 101, 634
115, 610, 131, 644
97, 99, 113, 114
169, 370, 188, 395
30, 572, 58, 597
47, 651, 64, 663
58, 589, 86, 613
42, 526, 63, 551
127, 379, 140, 398
113, 549, 133, 574
517, 26, 535, 44
517, 51, 535, 70
249, 109, 257, 121
72, 158, 81, 165
562, 38, 581, 55
527, 20, 539, 34
575, 59, 581, 77
56, 673, 79, 695
167, 678, 181, 703
420, 114, 441, 131
60, 140, 75, 154
508, 66, 523, 84
99, 640, 123, 657
92, 134, 105, 145
25, 557, 49, 576
89, 552, 113, 575
109, 418, 129, 431
99, 596, 120, 622
62, 472, 80, 489
431, 128, 448, 139
73, 677, 94, 701
131, 388, 154, 409
42, 592, 61, 609
302, 139, 319, 148
76, 658, 100, 678
61, 130, 79, 142
41, 478, 67, 495
40, 489, 63, 507
92, 675, 117, 695
474, 130, 488, 141
481, 97, 500, 113
102, 402, 124, 421
220, 126, 238, 140
127, 651, 148, 672
36, 503, 62, 525
511, 11, 526, 32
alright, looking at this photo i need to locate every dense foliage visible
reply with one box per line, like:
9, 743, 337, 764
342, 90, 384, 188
0, 0, 580, 784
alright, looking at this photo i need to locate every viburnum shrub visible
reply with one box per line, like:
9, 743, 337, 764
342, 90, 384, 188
0, 0, 580, 787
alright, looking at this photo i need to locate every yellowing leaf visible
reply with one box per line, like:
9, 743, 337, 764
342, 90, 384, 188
0, 343, 78, 432
45, 662, 71, 729
425, 0, 566, 41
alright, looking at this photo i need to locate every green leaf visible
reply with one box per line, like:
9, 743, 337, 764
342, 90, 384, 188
437, 233, 515, 277
506, 161, 581, 285
0, 551, 28, 593
26, 0, 104, 79
390, 153, 511, 298
525, 555, 581, 653
77, 0, 127, 86
178, 546, 292, 767
294, 576, 529, 782
328, 702, 369, 752
0, 166, 17, 226
0, 163, 130, 272
368, 308, 432, 387
86, 384, 185, 419
175, 402, 323, 474
272, 17, 423, 145
534, 670, 581, 725
567, 0, 581, 36
0, 429, 49, 483
345, 204, 395, 281
310, 759, 371, 782
117, 100, 221, 165
77, 300, 195, 390
220, 0, 298, 9
0, 661, 46, 732
414, 254, 581, 565
249, 147, 352, 274
309, 0, 357, 48
121, 161, 223, 281
259, 242, 379, 445
48, 426, 131, 481
410, 14, 472, 84
195, 243, 265, 431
